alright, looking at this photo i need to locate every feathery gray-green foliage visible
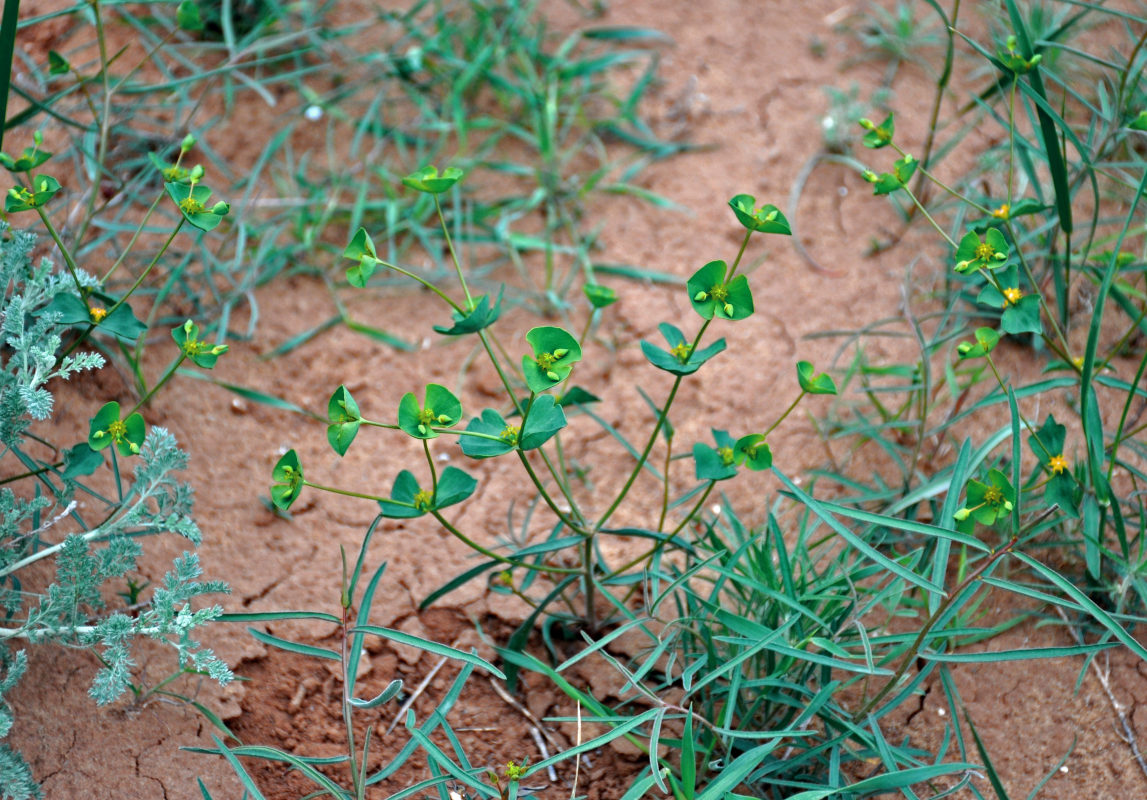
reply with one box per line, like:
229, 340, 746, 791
0, 223, 230, 799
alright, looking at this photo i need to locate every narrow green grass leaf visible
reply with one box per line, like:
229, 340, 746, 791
220, 611, 340, 624
1013, 552, 1147, 661
352, 624, 505, 678
177, 369, 321, 418
246, 627, 339, 661
922, 642, 1118, 661
774, 469, 944, 595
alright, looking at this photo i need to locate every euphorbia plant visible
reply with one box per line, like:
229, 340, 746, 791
270, 165, 837, 639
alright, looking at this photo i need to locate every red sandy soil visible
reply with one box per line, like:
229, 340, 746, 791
7, 1, 1147, 798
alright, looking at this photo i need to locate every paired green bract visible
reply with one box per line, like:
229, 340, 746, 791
378, 467, 476, 518
5, 174, 61, 212
88, 401, 146, 457
434, 288, 503, 335
522, 326, 582, 392
398, 384, 463, 439
402, 165, 464, 194
728, 194, 792, 235
327, 385, 362, 456
460, 395, 567, 458
166, 181, 230, 231
687, 260, 753, 321
641, 323, 725, 376
693, 429, 773, 481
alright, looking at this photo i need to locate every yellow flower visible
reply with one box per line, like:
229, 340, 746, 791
1048, 454, 1068, 475
89, 305, 108, 323
991, 203, 1010, 219
1003, 287, 1023, 305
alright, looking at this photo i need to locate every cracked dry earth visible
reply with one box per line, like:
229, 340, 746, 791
8, 1, 1147, 798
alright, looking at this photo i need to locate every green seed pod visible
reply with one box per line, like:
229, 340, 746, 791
437, 414, 451, 424
954, 508, 971, 521
723, 303, 734, 316
552, 348, 568, 359
417, 423, 427, 435
181, 133, 197, 152
694, 290, 708, 302
212, 201, 230, 215
546, 370, 560, 382
190, 164, 205, 181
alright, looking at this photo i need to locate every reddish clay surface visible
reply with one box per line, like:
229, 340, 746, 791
7, 1, 1147, 798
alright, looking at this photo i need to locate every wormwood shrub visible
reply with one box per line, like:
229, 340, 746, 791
0, 54, 236, 799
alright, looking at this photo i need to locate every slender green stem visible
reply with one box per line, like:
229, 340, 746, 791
853, 535, 1018, 720
303, 480, 387, 503
596, 375, 683, 533
0, 462, 62, 486
762, 391, 805, 438
423, 439, 437, 496
34, 206, 89, 305
435, 194, 474, 309
901, 185, 957, 249
515, 450, 587, 536
101, 191, 166, 284
340, 604, 363, 799
726, 229, 754, 281
656, 435, 675, 533
430, 510, 580, 575
106, 221, 184, 320
128, 352, 187, 414
73, 0, 115, 247
606, 481, 715, 582
377, 258, 464, 312
892, 141, 989, 216
582, 534, 597, 633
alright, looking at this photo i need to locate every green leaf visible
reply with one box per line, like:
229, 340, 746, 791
343, 227, 380, 287
1131, 109, 1147, 131
435, 466, 477, 509
583, 283, 617, 308
354, 625, 504, 677
640, 322, 726, 376
63, 442, 103, 478
433, 287, 503, 335
556, 386, 601, 407
693, 429, 738, 481
5, 173, 60, 211
397, 384, 462, 440
0, 142, 51, 172
1001, 294, 1042, 335
459, 409, 517, 458
734, 434, 772, 470
270, 449, 304, 510
165, 181, 229, 231
728, 194, 791, 234
402, 165, 464, 194
861, 112, 895, 148
796, 361, 837, 395
247, 628, 339, 661
687, 260, 754, 320
176, 0, 204, 31
349, 679, 404, 709
522, 326, 582, 392
326, 385, 361, 456
378, 470, 427, 518
519, 394, 567, 450
172, 319, 227, 368
957, 326, 1000, 359
87, 401, 145, 457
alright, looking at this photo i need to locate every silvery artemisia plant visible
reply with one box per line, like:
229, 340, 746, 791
0, 142, 232, 796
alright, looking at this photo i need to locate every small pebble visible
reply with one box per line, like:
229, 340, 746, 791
230, 397, 249, 415
304, 105, 323, 121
